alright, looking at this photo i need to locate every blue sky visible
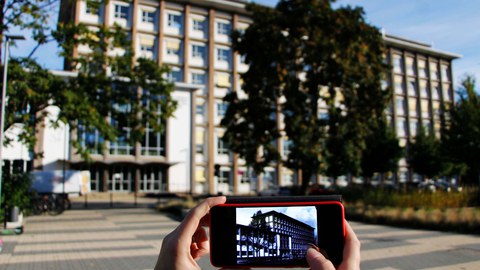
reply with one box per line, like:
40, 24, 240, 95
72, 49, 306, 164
253, 0, 480, 87
8, 0, 479, 88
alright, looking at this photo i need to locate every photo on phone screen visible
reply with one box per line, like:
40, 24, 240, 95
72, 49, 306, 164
235, 206, 317, 265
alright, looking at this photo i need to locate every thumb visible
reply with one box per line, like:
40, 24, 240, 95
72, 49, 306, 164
306, 248, 335, 270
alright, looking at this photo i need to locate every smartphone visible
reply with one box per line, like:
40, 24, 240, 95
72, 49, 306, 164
210, 195, 345, 268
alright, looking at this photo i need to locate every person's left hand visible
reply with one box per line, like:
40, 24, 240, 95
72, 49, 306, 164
154, 196, 226, 270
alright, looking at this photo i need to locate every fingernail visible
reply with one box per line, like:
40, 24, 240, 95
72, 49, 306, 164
308, 243, 320, 252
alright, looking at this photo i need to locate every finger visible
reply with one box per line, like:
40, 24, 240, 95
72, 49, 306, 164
339, 221, 361, 270
306, 248, 335, 270
178, 196, 226, 243
191, 227, 209, 260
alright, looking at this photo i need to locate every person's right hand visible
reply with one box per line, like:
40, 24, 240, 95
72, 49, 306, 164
306, 221, 361, 270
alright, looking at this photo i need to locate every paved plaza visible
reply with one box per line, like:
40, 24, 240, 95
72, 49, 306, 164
1, 198, 480, 270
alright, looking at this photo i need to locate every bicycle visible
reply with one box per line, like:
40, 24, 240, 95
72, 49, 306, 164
31, 193, 66, 216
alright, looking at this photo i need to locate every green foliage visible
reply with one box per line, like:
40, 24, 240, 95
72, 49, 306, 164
1, 172, 33, 212
341, 186, 479, 208
1, 21, 177, 159
3, 58, 66, 153
361, 119, 403, 180
221, 0, 390, 193
408, 127, 446, 179
442, 75, 480, 185
0, 0, 57, 59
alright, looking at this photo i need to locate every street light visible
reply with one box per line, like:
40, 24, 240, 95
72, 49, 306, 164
0, 34, 25, 228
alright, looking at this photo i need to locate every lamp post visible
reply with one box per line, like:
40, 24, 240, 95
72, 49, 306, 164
0, 34, 25, 228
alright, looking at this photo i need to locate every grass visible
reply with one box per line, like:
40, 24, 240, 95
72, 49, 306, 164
342, 186, 480, 234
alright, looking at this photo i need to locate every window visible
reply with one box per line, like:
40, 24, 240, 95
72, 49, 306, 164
216, 73, 231, 88
218, 170, 230, 184
168, 13, 182, 29
396, 97, 405, 115
192, 18, 205, 31
78, 123, 104, 155
192, 72, 206, 85
167, 69, 183, 82
142, 10, 155, 23
420, 80, 429, 98
283, 139, 292, 157
140, 90, 165, 156
140, 165, 166, 192
406, 57, 416, 76
192, 44, 206, 59
393, 54, 403, 74
196, 129, 205, 154
396, 118, 407, 137
217, 48, 230, 62
217, 102, 228, 117
114, 4, 129, 19
217, 22, 231, 35
408, 80, 417, 96
394, 76, 405, 95
166, 41, 180, 56
441, 65, 450, 82
217, 137, 229, 155
140, 44, 154, 58
196, 103, 204, 115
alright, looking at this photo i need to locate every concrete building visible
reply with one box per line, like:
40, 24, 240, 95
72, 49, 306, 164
2, 0, 461, 195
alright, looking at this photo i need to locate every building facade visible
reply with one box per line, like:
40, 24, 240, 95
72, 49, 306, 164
3, 0, 459, 194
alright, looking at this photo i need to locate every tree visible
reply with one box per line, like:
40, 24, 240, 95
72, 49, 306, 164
4, 58, 66, 152
51, 22, 177, 158
407, 127, 445, 179
361, 119, 403, 184
221, 0, 390, 193
2, 22, 176, 159
442, 75, 480, 185
0, 0, 57, 60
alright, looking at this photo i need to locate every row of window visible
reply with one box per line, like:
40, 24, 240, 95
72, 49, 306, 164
393, 76, 452, 101
391, 53, 451, 82
83, 1, 248, 42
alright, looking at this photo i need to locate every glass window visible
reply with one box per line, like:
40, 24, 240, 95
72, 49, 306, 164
396, 97, 405, 116
140, 88, 165, 157
217, 48, 230, 62
193, 18, 205, 31
218, 170, 231, 184
142, 10, 155, 23
408, 80, 417, 96
168, 13, 182, 29
78, 123, 104, 155
140, 165, 166, 192
192, 44, 206, 59
393, 54, 403, 74
394, 76, 405, 95
109, 86, 134, 155
167, 69, 183, 82
192, 72, 206, 85
217, 137, 229, 155
217, 102, 228, 117
114, 4, 129, 19
217, 21, 231, 35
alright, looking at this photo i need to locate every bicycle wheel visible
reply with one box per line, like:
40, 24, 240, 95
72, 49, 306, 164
47, 195, 64, 216
31, 198, 44, 215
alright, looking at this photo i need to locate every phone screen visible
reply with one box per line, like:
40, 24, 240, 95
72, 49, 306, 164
210, 198, 344, 268
236, 205, 318, 265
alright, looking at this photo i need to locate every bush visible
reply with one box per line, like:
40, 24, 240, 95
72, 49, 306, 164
1, 172, 33, 213
341, 186, 480, 234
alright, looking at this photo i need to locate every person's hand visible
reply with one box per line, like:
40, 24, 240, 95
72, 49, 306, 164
306, 221, 361, 270
154, 196, 227, 270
